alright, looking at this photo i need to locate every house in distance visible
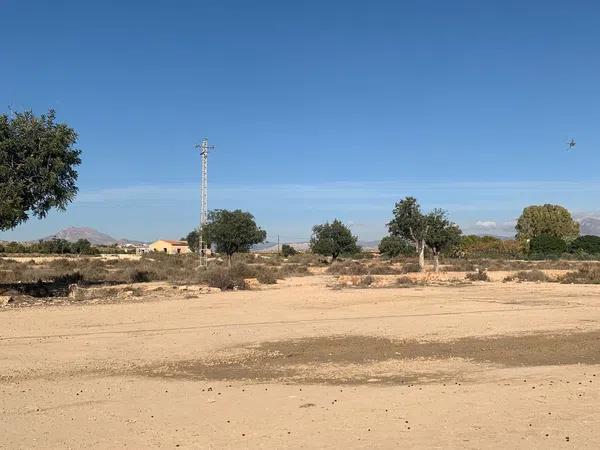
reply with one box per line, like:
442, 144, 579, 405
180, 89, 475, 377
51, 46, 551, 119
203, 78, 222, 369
149, 239, 190, 254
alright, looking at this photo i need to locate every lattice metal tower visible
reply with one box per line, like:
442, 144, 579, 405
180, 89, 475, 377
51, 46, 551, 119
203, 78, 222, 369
195, 138, 214, 267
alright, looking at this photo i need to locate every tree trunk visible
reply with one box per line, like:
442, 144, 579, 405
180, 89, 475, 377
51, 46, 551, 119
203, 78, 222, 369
433, 252, 439, 272
418, 241, 425, 269
227, 254, 232, 268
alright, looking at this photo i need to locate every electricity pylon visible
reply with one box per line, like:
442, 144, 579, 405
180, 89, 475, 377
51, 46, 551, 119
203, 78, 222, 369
195, 138, 214, 267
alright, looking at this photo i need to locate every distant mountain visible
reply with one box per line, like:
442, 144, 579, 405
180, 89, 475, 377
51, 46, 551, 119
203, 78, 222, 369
40, 227, 146, 246
253, 242, 311, 253
358, 240, 381, 250
579, 217, 600, 236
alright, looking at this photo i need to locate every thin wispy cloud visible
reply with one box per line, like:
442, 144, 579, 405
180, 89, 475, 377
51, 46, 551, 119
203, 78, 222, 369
74, 180, 600, 204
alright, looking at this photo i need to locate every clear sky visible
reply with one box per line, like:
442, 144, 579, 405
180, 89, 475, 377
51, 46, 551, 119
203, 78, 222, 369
2, 0, 600, 243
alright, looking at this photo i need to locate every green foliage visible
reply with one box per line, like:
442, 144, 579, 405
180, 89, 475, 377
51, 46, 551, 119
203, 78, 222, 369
0, 110, 81, 230
310, 219, 360, 260
281, 244, 298, 257
387, 197, 428, 244
203, 209, 267, 259
529, 234, 567, 257
425, 209, 462, 257
569, 235, 600, 255
456, 235, 524, 259
387, 197, 462, 269
184, 230, 200, 253
516, 204, 579, 241
378, 235, 414, 258
0, 239, 99, 255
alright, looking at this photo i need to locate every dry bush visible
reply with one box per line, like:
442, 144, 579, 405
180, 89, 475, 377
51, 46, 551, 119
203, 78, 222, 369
465, 269, 490, 282
503, 270, 550, 283
367, 264, 401, 275
401, 263, 421, 273
444, 260, 476, 272
256, 269, 278, 284
127, 269, 156, 283
286, 253, 329, 266
395, 276, 419, 287
358, 275, 375, 287
560, 265, 600, 284
327, 261, 369, 275
327, 261, 400, 276
277, 264, 311, 277
204, 266, 247, 290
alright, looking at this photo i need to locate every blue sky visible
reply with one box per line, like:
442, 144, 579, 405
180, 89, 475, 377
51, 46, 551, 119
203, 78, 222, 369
2, 0, 600, 243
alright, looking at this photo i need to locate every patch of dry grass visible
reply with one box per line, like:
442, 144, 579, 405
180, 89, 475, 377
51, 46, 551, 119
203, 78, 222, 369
503, 270, 551, 283
560, 265, 600, 284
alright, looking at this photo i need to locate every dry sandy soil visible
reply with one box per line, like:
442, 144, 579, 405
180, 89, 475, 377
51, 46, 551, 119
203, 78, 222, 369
2, 274, 600, 448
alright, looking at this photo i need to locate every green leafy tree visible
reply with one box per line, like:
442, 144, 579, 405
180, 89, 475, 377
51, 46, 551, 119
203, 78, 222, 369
425, 209, 462, 271
457, 235, 524, 259
70, 239, 97, 255
203, 209, 266, 266
281, 243, 297, 257
569, 235, 600, 255
378, 235, 414, 258
310, 219, 360, 260
516, 204, 579, 242
184, 230, 200, 253
387, 197, 429, 268
0, 110, 81, 230
529, 234, 567, 257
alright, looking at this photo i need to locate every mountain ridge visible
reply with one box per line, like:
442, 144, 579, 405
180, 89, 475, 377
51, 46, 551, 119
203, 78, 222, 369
40, 227, 146, 246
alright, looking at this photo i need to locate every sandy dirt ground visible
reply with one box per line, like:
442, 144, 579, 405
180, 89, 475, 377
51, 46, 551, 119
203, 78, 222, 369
2, 275, 600, 449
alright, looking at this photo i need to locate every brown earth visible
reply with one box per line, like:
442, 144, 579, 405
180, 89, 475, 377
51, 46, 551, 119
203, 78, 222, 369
2, 274, 600, 448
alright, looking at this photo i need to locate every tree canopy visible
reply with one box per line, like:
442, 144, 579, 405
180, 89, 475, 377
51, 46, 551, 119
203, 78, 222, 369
425, 209, 462, 271
184, 229, 200, 253
569, 235, 600, 255
203, 209, 266, 264
378, 235, 414, 258
529, 234, 567, 257
515, 204, 579, 242
310, 219, 360, 260
0, 110, 81, 230
281, 244, 297, 257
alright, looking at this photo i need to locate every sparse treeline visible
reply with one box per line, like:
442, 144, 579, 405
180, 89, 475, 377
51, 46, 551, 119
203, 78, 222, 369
176, 199, 600, 272
0, 239, 99, 255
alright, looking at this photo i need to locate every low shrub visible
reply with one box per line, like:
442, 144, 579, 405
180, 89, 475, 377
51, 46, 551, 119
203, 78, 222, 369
367, 264, 401, 275
560, 265, 600, 284
256, 270, 278, 284
465, 269, 490, 282
358, 275, 375, 287
503, 270, 550, 283
401, 263, 421, 273
327, 261, 369, 275
204, 266, 247, 290
281, 244, 298, 257
128, 270, 155, 283
277, 264, 311, 277
395, 276, 419, 287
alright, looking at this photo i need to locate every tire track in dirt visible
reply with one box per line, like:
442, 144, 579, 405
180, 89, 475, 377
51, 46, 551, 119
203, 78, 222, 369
0, 304, 587, 342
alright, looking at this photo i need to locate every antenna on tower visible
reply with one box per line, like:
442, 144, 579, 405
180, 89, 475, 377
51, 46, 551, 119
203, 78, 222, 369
195, 138, 215, 267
